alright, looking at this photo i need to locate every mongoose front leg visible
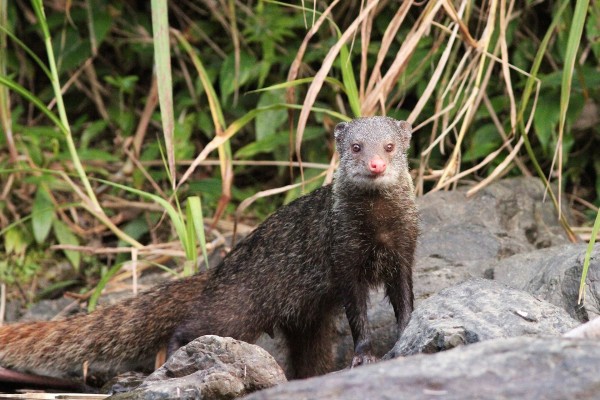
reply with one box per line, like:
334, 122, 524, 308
344, 285, 377, 367
386, 265, 414, 339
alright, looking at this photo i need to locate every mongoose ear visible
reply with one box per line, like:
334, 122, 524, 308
395, 120, 412, 149
334, 121, 349, 142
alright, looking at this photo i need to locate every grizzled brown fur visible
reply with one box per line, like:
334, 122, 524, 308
0, 274, 208, 380
0, 116, 418, 383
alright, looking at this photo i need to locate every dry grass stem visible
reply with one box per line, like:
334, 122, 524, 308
362, 0, 444, 115
296, 0, 381, 172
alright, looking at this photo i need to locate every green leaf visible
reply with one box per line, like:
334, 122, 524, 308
32, 185, 55, 244
4, 226, 28, 257
587, 1, 600, 61
235, 131, 290, 159
533, 93, 560, 153
187, 196, 209, 270
235, 126, 323, 159
52, 219, 80, 271
78, 149, 120, 162
89, 0, 112, 46
219, 52, 257, 104
339, 44, 360, 117
462, 124, 501, 162
88, 262, 124, 312
578, 208, 600, 303
558, 0, 590, 138
80, 120, 108, 149
255, 90, 288, 140
95, 178, 193, 261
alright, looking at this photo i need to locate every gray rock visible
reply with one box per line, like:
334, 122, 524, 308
109, 336, 286, 400
414, 177, 570, 301
19, 297, 82, 322
494, 243, 600, 322
388, 278, 578, 357
243, 337, 600, 400
102, 372, 148, 395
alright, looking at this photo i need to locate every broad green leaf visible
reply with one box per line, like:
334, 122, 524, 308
235, 131, 290, 159
235, 126, 323, 159
52, 219, 81, 271
255, 90, 287, 140
587, 1, 600, 61
533, 93, 560, 153
462, 125, 501, 162
78, 149, 119, 162
219, 52, 258, 104
4, 226, 28, 257
80, 120, 108, 149
89, 0, 112, 46
32, 185, 55, 244
104, 75, 139, 94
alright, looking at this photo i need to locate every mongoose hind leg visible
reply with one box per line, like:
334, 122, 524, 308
282, 316, 335, 379
167, 312, 264, 357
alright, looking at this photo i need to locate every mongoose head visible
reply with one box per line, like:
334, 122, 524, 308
334, 116, 412, 190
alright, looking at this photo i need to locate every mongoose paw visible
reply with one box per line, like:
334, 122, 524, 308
351, 353, 379, 368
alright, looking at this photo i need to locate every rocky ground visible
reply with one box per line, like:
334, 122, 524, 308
6, 177, 600, 399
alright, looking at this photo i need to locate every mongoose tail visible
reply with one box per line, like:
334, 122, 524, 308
0, 274, 208, 380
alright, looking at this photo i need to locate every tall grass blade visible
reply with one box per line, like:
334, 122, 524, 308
88, 262, 124, 311
29, 0, 101, 212
173, 29, 233, 220
151, 0, 176, 189
339, 43, 360, 117
0, 0, 16, 162
556, 0, 591, 214
0, 75, 66, 135
188, 196, 209, 270
184, 201, 198, 275
516, 0, 577, 242
96, 178, 194, 262
578, 209, 600, 304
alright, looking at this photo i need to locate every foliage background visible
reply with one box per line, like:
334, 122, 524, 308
0, 0, 598, 302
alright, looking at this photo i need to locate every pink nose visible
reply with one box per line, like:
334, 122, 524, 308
369, 156, 386, 174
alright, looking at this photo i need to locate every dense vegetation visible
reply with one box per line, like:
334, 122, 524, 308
0, 0, 598, 303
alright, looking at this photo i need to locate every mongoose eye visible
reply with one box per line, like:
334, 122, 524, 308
385, 143, 395, 152
352, 144, 361, 153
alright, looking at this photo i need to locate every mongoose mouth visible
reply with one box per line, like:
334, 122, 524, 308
367, 171, 386, 179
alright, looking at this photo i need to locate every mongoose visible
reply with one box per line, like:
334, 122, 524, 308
0, 116, 418, 384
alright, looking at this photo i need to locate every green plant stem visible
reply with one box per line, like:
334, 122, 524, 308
31, 0, 102, 212
578, 209, 600, 303
516, 0, 577, 242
